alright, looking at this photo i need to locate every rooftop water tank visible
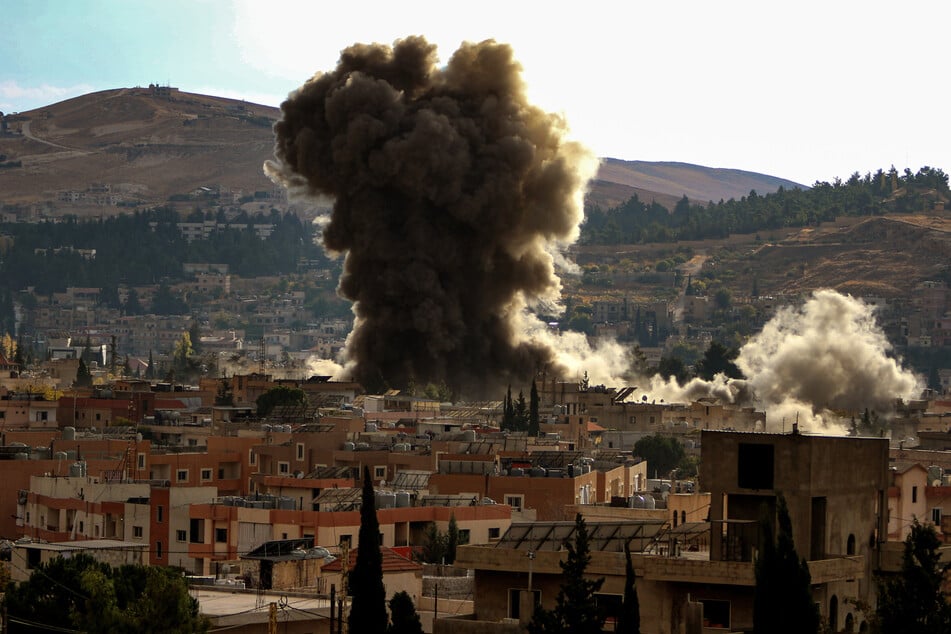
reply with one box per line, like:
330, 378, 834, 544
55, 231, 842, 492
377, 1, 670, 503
342, 442, 356, 451
395, 491, 411, 508
69, 461, 87, 478
365, 422, 378, 433
530, 467, 547, 478
53, 451, 68, 461
509, 468, 524, 477
375, 491, 396, 509
462, 429, 477, 442
62, 426, 76, 441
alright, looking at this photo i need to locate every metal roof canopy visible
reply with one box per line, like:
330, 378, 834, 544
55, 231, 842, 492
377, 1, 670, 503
495, 520, 665, 553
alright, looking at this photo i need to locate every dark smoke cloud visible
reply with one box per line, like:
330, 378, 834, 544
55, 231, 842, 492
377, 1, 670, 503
266, 37, 597, 396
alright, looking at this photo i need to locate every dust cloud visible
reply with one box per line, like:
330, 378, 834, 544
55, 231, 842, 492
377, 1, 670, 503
267, 37, 599, 397
647, 289, 920, 432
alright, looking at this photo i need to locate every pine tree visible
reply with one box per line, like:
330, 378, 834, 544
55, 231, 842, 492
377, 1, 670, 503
753, 494, 819, 634
502, 386, 515, 431
876, 520, 951, 633
145, 350, 155, 380
529, 380, 540, 436
74, 357, 93, 388
348, 466, 388, 633
514, 390, 528, 432
616, 542, 640, 633
528, 513, 605, 634
388, 591, 423, 634
446, 513, 459, 565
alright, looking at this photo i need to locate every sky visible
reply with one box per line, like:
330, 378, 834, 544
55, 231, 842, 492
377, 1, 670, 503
3, 0, 950, 187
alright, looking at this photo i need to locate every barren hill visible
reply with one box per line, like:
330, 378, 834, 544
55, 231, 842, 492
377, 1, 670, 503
0, 87, 281, 207
0, 87, 805, 214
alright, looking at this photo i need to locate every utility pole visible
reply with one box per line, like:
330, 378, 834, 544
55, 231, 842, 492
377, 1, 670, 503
268, 602, 277, 634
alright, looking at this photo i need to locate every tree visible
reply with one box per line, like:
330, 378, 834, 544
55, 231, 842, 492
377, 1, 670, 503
654, 356, 690, 385
502, 386, 515, 431
446, 513, 460, 565
633, 435, 687, 479
214, 378, 234, 406
255, 385, 306, 416
145, 349, 155, 380
616, 542, 640, 633
348, 466, 388, 633
514, 390, 529, 432
74, 357, 93, 388
695, 341, 744, 380
415, 522, 448, 564
876, 520, 951, 634
753, 494, 819, 634
388, 591, 424, 634
2, 553, 208, 633
528, 380, 540, 437
528, 513, 605, 634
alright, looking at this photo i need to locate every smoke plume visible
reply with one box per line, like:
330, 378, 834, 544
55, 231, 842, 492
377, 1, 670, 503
647, 289, 920, 431
267, 37, 598, 396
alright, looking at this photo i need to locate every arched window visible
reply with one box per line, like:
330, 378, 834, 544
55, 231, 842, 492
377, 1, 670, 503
847, 533, 856, 555
673, 511, 678, 527
681, 510, 687, 525
845, 612, 854, 632
829, 595, 838, 632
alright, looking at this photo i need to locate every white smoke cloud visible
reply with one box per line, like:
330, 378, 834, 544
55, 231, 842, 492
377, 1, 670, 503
642, 289, 920, 433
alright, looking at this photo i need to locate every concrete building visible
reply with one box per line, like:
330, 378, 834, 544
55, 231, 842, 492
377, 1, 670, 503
448, 430, 889, 634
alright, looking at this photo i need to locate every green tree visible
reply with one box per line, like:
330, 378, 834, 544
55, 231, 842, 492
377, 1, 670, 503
514, 390, 529, 432
529, 380, 540, 437
2, 553, 208, 633
633, 435, 686, 479
74, 357, 93, 388
214, 378, 234, 406
388, 590, 424, 634
255, 385, 306, 416
145, 349, 155, 380
753, 494, 819, 634
695, 341, 744, 380
876, 520, 951, 634
654, 356, 690, 385
616, 542, 640, 633
348, 466, 388, 633
446, 513, 460, 565
415, 522, 448, 564
502, 386, 515, 431
528, 513, 605, 634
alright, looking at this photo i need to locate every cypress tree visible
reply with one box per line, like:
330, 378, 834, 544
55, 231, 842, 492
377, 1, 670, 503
446, 513, 459, 565
753, 494, 819, 634
616, 542, 640, 633
528, 380, 540, 436
349, 466, 388, 633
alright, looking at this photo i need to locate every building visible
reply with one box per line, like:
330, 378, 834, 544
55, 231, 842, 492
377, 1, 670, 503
449, 430, 889, 633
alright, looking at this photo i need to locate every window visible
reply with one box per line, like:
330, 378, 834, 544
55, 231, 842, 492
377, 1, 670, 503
374, 466, 386, 480
932, 508, 942, 525
78, 520, 84, 533
912, 486, 918, 503
215, 528, 227, 543
505, 495, 524, 511
847, 533, 856, 555
489, 527, 501, 539
296, 443, 305, 461
133, 525, 143, 538
201, 468, 213, 481
278, 461, 290, 474
137, 453, 146, 470
156, 542, 163, 559
700, 599, 731, 629
738, 443, 775, 490
249, 449, 257, 465
340, 535, 352, 547
176, 469, 188, 482
595, 594, 623, 626
508, 588, 540, 620
458, 529, 470, 545
157, 506, 163, 522
176, 530, 187, 542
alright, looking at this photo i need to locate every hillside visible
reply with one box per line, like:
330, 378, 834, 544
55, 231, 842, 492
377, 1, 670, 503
0, 87, 281, 207
0, 87, 803, 213
590, 159, 809, 209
